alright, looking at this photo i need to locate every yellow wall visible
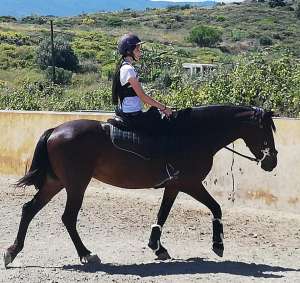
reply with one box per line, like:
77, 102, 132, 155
0, 111, 299, 213
0, 110, 112, 175
206, 117, 300, 213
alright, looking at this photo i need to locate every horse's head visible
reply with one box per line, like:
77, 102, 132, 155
238, 108, 278, 171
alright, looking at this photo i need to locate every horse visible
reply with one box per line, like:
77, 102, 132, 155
3, 105, 278, 268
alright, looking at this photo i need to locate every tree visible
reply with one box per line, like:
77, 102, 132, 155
296, 2, 300, 19
188, 25, 222, 47
268, 0, 286, 8
36, 36, 79, 72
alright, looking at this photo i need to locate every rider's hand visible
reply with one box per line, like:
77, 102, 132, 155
162, 106, 172, 117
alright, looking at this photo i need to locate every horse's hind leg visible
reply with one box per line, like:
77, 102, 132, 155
4, 179, 62, 268
182, 182, 224, 257
148, 185, 179, 260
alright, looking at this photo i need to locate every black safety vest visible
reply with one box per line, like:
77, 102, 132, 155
116, 62, 138, 106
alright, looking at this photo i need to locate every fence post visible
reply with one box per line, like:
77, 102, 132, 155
50, 20, 56, 82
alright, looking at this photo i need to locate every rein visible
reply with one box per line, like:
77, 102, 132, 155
224, 146, 261, 163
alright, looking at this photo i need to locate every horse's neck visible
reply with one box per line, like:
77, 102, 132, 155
210, 124, 243, 155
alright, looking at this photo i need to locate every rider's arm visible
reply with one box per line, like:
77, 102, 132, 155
128, 77, 172, 116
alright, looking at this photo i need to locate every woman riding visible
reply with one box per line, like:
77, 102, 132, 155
112, 33, 173, 134
112, 32, 178, 184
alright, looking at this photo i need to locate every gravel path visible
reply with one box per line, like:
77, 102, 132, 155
0, 176, 299, 282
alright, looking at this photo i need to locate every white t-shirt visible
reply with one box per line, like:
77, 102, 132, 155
119, 62, 143, 113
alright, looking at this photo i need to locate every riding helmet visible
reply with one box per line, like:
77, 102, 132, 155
118, 33, 144, 57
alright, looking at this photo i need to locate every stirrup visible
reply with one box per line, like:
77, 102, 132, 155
166, 163, 180, 180
154, 163, 180, 188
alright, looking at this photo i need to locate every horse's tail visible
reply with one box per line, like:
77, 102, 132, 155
15, 128, 55, 190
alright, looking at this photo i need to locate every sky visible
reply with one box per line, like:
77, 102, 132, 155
151, 0, 212, 1
151, 0, 215, 2
151, 0, 243, 2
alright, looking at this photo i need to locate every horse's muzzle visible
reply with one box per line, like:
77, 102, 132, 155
261, 155, 277, 171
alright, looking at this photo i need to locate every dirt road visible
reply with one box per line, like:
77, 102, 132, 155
0, 176, 299, 282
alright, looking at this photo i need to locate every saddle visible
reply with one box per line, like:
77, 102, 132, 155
105, 108, 192, 160
106, 117, 169, 160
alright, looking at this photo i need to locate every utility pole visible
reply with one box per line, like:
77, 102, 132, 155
50, 20, 55, 82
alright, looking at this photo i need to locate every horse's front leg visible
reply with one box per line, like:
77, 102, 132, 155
182, 182, 224, 257
148, 185, 179, 260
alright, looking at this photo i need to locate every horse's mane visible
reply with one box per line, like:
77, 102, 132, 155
171, 105, 275, 133
173, 105, 252, 128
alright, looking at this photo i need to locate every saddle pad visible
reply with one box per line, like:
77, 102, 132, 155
109, 125, 168, 160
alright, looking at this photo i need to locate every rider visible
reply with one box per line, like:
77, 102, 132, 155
112, 33, 178, 186
112, 33, 173, 134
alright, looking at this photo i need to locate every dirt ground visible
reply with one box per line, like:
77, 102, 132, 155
0, 176, 299, 283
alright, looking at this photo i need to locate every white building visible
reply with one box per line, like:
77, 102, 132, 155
182, 63, 217, 76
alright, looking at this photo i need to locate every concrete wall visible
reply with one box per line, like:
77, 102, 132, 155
0, 110, 299, 213
205, 118, 300, 214
0, 110, 112, 175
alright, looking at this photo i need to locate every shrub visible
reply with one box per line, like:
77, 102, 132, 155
188, 25, 222, 47
0, 80, 114, 111
0, 16, 17, 23
101, 63, 115, 80
230, 29, 247, 42
82, 17, 95, 25
174, 14, 183, 22
199, 54, 300, 117
269, 0, 286, 8
21, 16, 47, 25
259, 36, 273, 46
296, 2, 300, 19
106, 17, 123, 27
153, 53, 300, 118
0, 44, 35, 69
36, 36, 79, 72
45, 67, 73, 84
79, 61, 99, 73
0, 80, 64, 111
0, 31, 31, 45
216, 16, 226, 22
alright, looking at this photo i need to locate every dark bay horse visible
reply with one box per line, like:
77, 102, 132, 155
4, 105, 277, 268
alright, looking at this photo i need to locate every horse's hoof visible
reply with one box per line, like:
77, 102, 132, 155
4, 250, 12, 269
156, 250, 171, 261
87, 254, 101, 264
81, 254, 101, 264
212, 243, 224, 257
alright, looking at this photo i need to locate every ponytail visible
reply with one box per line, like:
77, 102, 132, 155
112, 57, 123, 105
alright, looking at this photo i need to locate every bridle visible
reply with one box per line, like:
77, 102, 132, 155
224, 108, 278, 164
224, 145, 275, 164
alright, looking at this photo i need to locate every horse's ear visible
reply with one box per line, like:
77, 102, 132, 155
235, 110, 255, 118
264, 110, 277, 132
264, 110, 275, 118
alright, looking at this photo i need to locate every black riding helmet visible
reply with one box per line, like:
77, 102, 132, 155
118, 33, 144, 58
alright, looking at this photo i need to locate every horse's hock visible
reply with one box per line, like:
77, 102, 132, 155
0, 110, 299, 213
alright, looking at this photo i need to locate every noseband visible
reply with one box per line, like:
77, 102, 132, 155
225, 107, 277, 164
224, 145, 276, 164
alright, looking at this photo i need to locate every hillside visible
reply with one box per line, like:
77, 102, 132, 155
0, 0, 214, 17
0, 2, 299, 116
1, 2, 299, 59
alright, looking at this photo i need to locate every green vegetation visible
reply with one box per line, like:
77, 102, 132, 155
296, 2, 300, 19
0, 2, 299, 117
188, 25, 222, 47
37, 36, 79, 72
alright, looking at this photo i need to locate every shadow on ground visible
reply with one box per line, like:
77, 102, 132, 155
61, 257, 300, 279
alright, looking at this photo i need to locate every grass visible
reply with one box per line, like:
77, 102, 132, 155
0, 68, 43, 89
